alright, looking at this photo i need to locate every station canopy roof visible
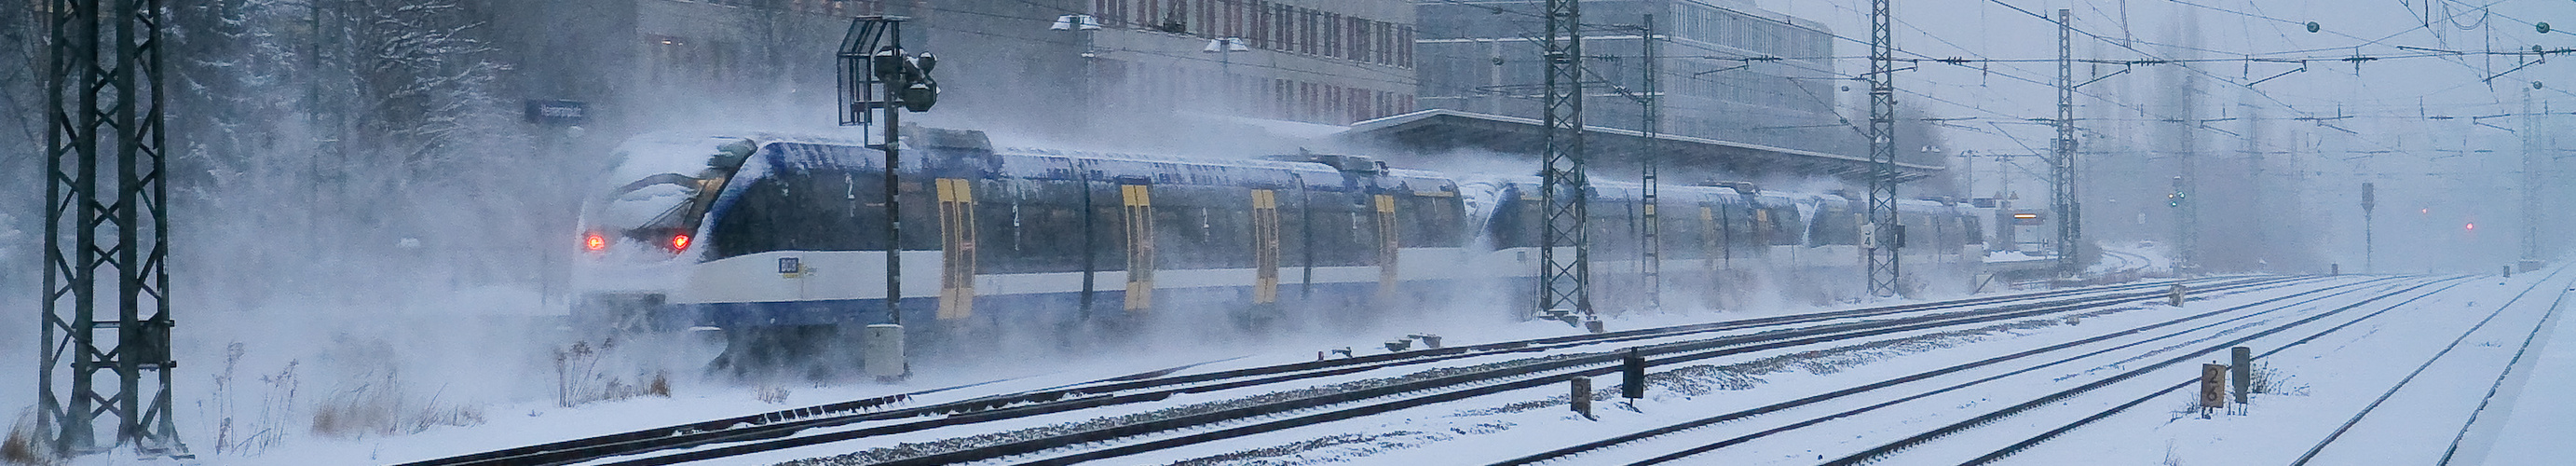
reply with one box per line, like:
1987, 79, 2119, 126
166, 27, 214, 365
1337, 109, 1942, 183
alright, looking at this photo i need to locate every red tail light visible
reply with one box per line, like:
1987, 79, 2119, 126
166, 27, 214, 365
584, 233, 607, 251
671, 234, 691, 251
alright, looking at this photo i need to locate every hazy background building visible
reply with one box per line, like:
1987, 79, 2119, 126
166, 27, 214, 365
1413, 0, 1856, 157
474, 0, 1418, 153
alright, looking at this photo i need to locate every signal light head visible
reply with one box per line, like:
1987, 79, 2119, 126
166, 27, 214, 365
584, 233, 607, 251
671, 234, 691, 251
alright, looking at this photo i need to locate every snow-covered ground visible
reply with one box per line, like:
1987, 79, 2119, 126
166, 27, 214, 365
2460, 281, 2576, 466
37, 268, 2576, 466
1998, 270, 2569, 466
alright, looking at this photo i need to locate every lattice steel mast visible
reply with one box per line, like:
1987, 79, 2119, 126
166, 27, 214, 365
40, 0, 185, 457
2521, 80, 2541, 267
1865, 0, 1901, 296
1639, 14, 1662, 310
1537, 0, 1594, 322
2052, 8, 2082, 276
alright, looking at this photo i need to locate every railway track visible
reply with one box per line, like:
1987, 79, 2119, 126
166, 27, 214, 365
2288, 267, 2572, 466
1480, 274, 2427, 465
408, 276, 2292, 466
1946, 268, 2570, 466
1828, 274, 2477, 466
893, 276, 2326, 466
1479, 269, 2564, 466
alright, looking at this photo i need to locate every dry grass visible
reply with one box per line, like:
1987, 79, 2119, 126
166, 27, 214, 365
756, 385, 792, 404
2248, 363, 2310, 396
555, 338, 675, 407
308, 370, 487, 439
3, 410, 57, 466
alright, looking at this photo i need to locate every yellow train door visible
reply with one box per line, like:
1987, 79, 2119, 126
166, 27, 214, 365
1252, 189, 1282, 304
935, 178, 978, 320
1122, 184, 1156, 311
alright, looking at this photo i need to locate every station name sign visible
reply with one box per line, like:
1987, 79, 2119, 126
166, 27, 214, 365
525, 99, 589, 126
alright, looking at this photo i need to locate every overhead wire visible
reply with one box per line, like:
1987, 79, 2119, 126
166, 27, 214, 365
1980, 0, 2419, 155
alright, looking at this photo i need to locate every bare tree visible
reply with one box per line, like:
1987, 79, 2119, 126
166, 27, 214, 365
154, 0, 531, 308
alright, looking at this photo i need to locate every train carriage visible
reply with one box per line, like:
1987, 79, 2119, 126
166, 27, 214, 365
573, 129, 1469, 366
573, 127, 1987, 371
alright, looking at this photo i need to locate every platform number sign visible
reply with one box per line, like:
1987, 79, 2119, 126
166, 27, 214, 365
2200, 363, 2228, 408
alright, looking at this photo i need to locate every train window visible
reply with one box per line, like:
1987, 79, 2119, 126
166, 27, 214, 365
1153, 200, 1190, 268
1275, 188, 1305, 269
1802, 204, 1846, 246
1401, 194, 1464, 247
1747, 206, 1770, 248
1208, 204, 1253, 268
1138, 184, 1253, 269
1766, 207, 1803, 246
978, 178, 1086, 274
1350, 211, 1374, 263
1662, 202, 1703, 260
1486, 194, 1542, 250
1722, 203, 1756, 249
1089, 183, 1128, 272
1302, 194, 1373, 267
1588, 199, 1635, 260
708, 169, 884, 260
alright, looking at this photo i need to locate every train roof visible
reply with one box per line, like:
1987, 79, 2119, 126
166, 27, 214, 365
624, 130, 1461, 197
1466, 176, 1961, 212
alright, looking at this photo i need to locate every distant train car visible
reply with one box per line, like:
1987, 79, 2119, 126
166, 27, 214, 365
1464, 179, 1984, 308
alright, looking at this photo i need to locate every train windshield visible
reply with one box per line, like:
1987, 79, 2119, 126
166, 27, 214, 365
587, 136, 756, 253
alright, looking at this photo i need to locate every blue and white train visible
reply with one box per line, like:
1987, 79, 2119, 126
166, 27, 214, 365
570, 127, 1989, 367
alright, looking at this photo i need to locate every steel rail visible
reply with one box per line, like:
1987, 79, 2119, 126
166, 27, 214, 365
405, 278, 2257, 466
1829, 274, 2482, 466
1962, 270, 2566, 466
872, 277, 2315, 466
2289, 268, 2574, 465
1485, 275, 2405, 465
2434, 279, 2573, 465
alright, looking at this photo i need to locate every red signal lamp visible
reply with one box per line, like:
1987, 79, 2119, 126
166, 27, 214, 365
584, 233, 607, 251
671, 234, 692, 251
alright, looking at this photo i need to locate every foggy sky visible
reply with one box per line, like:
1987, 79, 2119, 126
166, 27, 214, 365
1761, 0, 2571, 272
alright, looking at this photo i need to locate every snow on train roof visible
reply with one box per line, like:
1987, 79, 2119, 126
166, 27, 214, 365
600, 133, 748, 188
1455, 174, 1957, 210
611, 130, 1454, 185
